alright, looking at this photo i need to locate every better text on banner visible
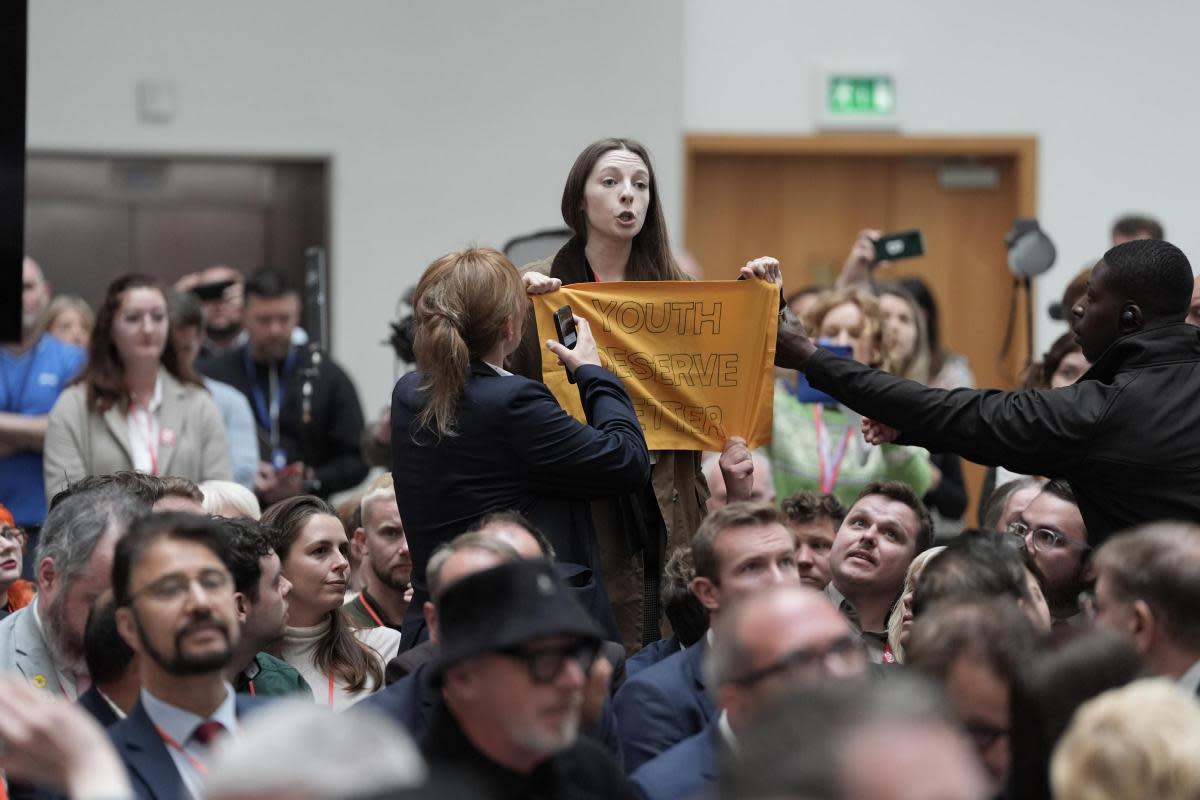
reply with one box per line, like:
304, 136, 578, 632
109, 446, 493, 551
532, 280, 778, 451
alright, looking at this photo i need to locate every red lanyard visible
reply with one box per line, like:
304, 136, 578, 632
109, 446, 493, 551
357, 593, 386, 628
813, 405, 853, 494
326, 672, 335, 706
154, 726, 209, 776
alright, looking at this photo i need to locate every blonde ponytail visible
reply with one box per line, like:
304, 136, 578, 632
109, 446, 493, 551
412, 248, 526, 437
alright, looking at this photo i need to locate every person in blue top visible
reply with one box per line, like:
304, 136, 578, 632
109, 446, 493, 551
0, 257, 85, 549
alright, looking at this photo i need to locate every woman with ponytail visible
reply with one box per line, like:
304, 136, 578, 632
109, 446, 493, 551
263, 495, 399, 708
389, 247, 650, 645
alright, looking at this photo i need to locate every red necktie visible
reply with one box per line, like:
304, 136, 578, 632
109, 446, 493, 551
191, 720, 225, 746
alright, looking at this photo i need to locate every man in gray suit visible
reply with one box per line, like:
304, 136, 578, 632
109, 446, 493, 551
0, 486, 146, 697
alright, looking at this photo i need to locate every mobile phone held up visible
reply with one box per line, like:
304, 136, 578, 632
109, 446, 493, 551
553, 304, 579, 384
872, 230, 925, 264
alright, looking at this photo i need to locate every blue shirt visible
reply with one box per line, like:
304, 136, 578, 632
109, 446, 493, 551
0, 335, 84, 523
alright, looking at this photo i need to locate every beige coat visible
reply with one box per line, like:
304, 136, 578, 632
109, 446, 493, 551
43, 371, 232, 501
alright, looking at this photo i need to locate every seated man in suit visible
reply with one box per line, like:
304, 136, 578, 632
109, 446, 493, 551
625, 546, 708, 681
631, 584, 868, 800
0, 486, 147, 698
109, 511, 270, 800
79, 591, 139, 726
218, 516, 312, 698
614, 502, 802, 772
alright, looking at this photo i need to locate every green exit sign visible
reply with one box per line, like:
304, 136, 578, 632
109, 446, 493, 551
827, 75, 896, 115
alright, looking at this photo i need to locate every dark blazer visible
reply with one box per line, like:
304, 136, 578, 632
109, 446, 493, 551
613, 638, 715, 773
77, 686, 121, 728
626, 636, 682, 681
630, 723, 720, 800
804, 323, 1200, 544
391, 361, 650, 641
108, 694, 270, 800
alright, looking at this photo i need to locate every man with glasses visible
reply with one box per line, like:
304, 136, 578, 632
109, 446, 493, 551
907, 598, 1039, 795
631, 584, 866, 800
0, 506, 33, 619
423, 558, 632, 798
1004, 479, 1092, 625
108, 511, 268, 800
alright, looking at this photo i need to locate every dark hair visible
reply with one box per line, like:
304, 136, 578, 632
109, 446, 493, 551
112, 512, 233, 608
560, 138, 686, 282
1101, 239, 1193, 321
907, 597, 1038, 685
1041, 478, 1076, 506
662, 546, 707, 647
468, 509, 556, 561
1021, 332, 1084, 390
854, 481, 934, 555
166, 288, 204, 330
260, 495, 383, 693
243, 268, 297, 302
911, 530, 1032, 618
152, 476, 204, 505
1111, 214, 1164, 242
980, 476, 1044, 531
84, 591, 135, 684
781, 491, 846, 530
49, 470, 161, 511
219, 517, 276, 601
1094, 522, 1200, 651
691, 501, 790, 583
1007, 628, 1144, 800
77, 274, 203, 413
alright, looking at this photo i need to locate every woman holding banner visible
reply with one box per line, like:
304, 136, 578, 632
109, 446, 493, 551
389, 247, 650, 645
511, 137, 780, 651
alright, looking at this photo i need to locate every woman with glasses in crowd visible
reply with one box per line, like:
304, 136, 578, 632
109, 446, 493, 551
0, 504, 33, 621
510, 137, 780, 650
42, 274, 231, 500
263, 495, 400, 709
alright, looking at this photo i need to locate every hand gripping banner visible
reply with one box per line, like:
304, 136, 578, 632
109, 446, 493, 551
532, 280, 778, 451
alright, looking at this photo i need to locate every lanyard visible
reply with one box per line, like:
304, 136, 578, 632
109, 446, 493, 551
813, 404, 853, 494
243, 346, 298, 453
154, 726, 209, 776
326, 672, 335, 707
136, 402, 159, 475
357, 592, 386, 628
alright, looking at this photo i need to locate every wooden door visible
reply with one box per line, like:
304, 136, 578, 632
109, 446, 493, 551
685, 135, 1037, 522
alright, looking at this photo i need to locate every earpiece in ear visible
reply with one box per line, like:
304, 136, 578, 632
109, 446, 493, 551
1120, 308, 1136, 327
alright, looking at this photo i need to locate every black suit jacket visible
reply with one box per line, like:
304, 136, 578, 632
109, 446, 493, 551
77, 686, 121, 729
391, 361, 650, 641
108, 694, 270, 800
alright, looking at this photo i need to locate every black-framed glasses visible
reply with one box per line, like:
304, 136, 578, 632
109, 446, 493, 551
496, 639, 601, 685
0, 526, 26, 547
730, 634, 868, 687
1005, 522, 1090, 553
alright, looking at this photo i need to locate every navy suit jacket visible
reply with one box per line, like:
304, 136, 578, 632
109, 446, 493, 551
108, 693, 270, 800
77, 686, 121, 729
626, 636, 682, 681
630, 722, 720, 800
614, 638, 716, 773
391, 361, 650, 645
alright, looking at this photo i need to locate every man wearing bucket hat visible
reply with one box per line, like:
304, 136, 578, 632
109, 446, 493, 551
422, 558, 633, 799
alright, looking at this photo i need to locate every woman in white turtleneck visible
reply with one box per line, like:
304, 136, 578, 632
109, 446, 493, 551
261, 495, 399, 709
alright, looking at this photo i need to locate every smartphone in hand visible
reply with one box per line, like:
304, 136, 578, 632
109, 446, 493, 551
873, 230, 925, 264
553, 304, 579, 383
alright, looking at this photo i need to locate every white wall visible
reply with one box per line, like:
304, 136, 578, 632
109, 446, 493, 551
27, 0, 684, 411
684, 0, 1200, 356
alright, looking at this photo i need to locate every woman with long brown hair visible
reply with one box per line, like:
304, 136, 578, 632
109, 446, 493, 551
511, 137, 780, 650
389, 246, 650, 646
263, 495, 399, 709
43, 274, 230, 499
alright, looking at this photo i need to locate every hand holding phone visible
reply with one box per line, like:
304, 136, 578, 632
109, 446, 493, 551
872, 230, 925, 264
546, 305, 600, 383
553, 304, 578, 384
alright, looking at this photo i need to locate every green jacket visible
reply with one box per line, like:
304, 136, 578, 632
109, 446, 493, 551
235, 652, 312, 699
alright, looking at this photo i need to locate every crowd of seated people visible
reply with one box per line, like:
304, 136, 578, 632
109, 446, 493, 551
3, 137, 1200, 800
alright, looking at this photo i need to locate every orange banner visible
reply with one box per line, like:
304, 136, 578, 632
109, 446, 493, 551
533, 280, 778, 451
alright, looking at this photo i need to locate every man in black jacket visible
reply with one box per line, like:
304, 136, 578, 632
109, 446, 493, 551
198, 269, 367, 503
777, 239, 1200, 544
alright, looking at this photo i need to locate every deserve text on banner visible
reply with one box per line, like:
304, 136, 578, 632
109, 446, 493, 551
533, 280, 778, 451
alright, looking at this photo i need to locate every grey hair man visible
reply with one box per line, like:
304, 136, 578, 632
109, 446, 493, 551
0, 487, 147, 697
